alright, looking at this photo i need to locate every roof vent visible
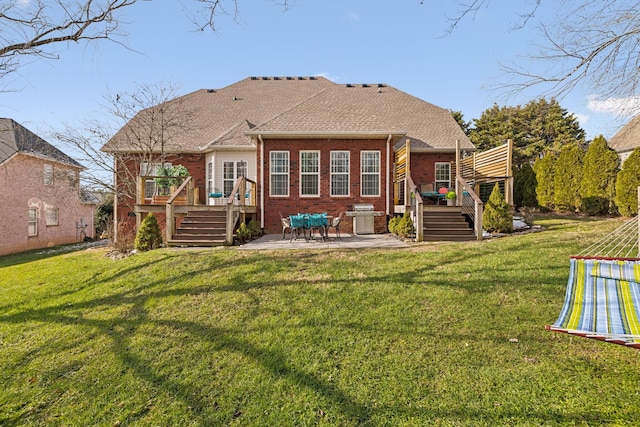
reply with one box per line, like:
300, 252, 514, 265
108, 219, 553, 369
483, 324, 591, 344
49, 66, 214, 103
346, 83, 354, 88
298, 76, 306, 80
274, 76, 281, 80
310, 76, 317, 80
377, 83, 386, 88
286, 76, 294, 80
250, 76, 258, 80
362, 84, 369, 88
261, 76, 270, 80
207, 89, 216, 93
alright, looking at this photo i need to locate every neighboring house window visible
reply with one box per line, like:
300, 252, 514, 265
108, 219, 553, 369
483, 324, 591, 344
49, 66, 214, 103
361, 151, 380, 196
28, 208, 38, 236
435, 162, 451, 190
140, 162, 171, 198
330, 151, 350, 196
270, 151, 289, 196
68, 171, 77, 189
46, 207, 59, 226
43, 164, 54, 186
300, 151, 320, 196
223, 160, 248, 197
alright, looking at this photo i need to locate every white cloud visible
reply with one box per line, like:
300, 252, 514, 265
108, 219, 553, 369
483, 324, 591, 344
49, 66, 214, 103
587, 95, 640, 117
573, 112, 590, 127
347, 12, 360, 22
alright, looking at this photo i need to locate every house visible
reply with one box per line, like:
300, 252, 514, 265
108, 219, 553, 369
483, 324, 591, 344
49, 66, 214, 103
103, 76, 508, 245
0, 119, 96, 256
609, 115, 640, 163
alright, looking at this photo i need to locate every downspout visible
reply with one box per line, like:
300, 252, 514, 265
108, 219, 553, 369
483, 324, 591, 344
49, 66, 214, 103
386, 134, 392, 216
258, 134, 265, 229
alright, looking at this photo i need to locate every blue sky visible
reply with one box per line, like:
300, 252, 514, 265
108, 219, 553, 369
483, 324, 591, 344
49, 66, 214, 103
1, 1, 635, 144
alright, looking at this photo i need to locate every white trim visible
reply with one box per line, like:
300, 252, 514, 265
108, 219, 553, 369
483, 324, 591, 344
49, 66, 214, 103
269, 150, 290, 197
300, 150, 320, 197
360, 150, 381, 197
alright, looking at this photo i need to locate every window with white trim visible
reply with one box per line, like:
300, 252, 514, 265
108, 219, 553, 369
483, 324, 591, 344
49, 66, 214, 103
46, 207, 59, 226
43, 164, 53, 186
361, 151, 380, 196
207, 161, 214, 194
28, 208, 38, 236
270, 151, 289, 196
330, 151, 350, 196
223, 160, 248, 197
300, 151, 320, 196
435, 162, 451, 190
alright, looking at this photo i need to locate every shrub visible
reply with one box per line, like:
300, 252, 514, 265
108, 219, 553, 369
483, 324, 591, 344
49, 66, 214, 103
616, 148, 640, 216
581, 196, 609, 216
236, 222, 251, 243
396, 212, 414, 238
247, 219, 262, 238
388, 216, 400, 234
134, 214, 163, 251
484, 183, 513, 233
580, 135, 618, 215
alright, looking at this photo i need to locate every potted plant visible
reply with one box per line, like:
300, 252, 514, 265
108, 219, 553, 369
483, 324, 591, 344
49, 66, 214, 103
445, 190, 456, 206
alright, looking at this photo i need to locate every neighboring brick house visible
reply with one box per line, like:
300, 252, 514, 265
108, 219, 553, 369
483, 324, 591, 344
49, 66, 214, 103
0, 119, 96, 256
609, 115, 640, 163
103, 76, 475, 237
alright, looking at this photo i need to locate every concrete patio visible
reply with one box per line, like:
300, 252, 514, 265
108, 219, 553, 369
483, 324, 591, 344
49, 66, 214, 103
238, 233, 411, 250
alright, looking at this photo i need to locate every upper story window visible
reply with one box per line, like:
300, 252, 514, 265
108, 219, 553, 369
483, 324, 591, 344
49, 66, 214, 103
43, 164, 54, 186
300, 151, 320, 196
330, 151, 350, 197
361, 151, 380, 197
270, 151, 289, 197
435, 162, 451, 190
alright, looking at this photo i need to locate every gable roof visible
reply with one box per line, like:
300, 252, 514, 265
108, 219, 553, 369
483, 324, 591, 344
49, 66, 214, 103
102, 76, 474, 153
609, 115, 640, 154
0, 118, 83, 167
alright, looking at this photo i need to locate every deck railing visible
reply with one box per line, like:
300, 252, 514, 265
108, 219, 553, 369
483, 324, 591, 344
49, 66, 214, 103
407, 176, 424, 242
225, 176, 257, 245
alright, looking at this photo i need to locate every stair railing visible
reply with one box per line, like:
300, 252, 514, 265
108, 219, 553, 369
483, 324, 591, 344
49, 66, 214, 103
456, 175, 483, 241
225, 177, 257, 245
407, 176, 424, 242
165, 176, 194, 243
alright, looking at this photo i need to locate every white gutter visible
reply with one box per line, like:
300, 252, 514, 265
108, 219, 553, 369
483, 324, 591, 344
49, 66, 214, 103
386, 134, 392, 216
258, 134, 265, 229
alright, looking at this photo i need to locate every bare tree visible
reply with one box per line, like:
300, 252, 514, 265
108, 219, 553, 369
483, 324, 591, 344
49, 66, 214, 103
53, 82, 197, 212
445, 1, 640, 107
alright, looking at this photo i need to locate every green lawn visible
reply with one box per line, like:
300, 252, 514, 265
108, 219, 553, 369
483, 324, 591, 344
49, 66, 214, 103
1, 216, 640, 426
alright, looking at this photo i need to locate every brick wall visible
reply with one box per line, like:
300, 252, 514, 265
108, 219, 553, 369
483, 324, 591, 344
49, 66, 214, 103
259, 138, 391, 234
0, 154, 95, 256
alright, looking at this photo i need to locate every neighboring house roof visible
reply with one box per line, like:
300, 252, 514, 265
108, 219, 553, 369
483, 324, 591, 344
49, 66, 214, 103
0, 118, 84, 168
609, 115, 640, 155
102, 76, 474, 153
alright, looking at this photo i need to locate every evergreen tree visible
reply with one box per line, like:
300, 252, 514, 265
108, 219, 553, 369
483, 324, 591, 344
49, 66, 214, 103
513, 163, 538, 208
470, 98, 585, 167
580, 135, 619, 215
450, 110, 472, 136
553, 144, 584, 211
483, 183, 513, 233
134, 213, 163, 251
533, 152, 557, 210
616, 148, 640, 217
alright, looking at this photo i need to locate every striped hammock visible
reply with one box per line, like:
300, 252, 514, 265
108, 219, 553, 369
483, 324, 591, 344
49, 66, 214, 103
548, 257, 640, 348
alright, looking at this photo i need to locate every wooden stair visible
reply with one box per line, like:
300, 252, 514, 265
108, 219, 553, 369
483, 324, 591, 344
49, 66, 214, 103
168, 209, 227, 247
423, 207, 476, 241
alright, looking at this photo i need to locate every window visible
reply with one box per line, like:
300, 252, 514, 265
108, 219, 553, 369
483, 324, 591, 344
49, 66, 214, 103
223, 161, 248, 197
43, 164, 53, 186
140, 162, 171, 198
68, 170, 77, 189
28, 208, 38, 236
270, 151, 289, 196
300, 151, 320, 196
330, 151, 350, 196
435, 162, 451, 190
46, 207, 59, 226
207, 161, 214, 194
361, 151, 380, 196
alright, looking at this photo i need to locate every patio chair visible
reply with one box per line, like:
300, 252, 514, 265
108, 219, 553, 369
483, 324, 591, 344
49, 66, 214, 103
279, 212, 291, 240
327, 211, 343, 240
289, 214, 309, 242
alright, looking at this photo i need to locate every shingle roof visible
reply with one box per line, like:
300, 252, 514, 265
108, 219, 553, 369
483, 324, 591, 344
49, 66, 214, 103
0, 118, 83, 167
609, 115, 640, 154
102, 76, 474, 153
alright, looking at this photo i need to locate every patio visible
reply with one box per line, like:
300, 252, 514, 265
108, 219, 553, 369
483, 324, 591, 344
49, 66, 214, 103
238, 233, 411, 250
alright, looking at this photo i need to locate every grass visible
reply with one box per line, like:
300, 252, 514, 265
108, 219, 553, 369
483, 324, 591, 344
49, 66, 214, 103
1, 215, 640, 426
